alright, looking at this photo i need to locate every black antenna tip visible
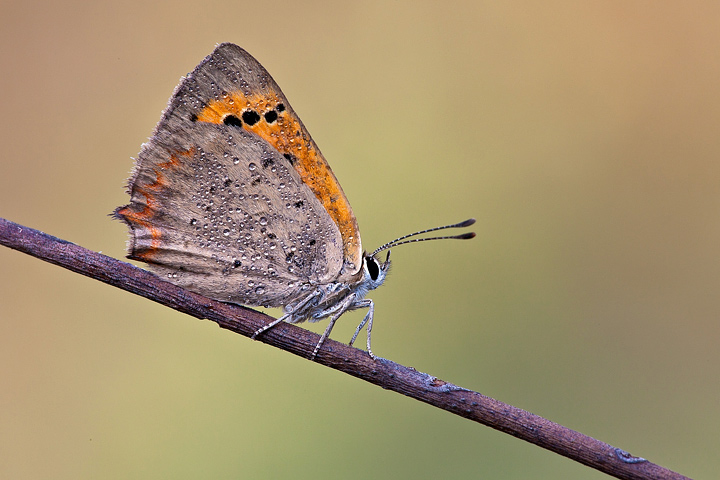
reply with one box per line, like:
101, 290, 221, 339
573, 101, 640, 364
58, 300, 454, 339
458, 218, 476, 227
457, 232, 476, 239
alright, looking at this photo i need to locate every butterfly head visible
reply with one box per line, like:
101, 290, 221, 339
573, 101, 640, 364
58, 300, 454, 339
361, 250, 392, 293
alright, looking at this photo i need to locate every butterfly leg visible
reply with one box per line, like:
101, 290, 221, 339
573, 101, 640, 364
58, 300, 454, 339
311, 312, 342, 360
251, 312, 291, 339
310, 293, 360, 360
252, 290, 324, 339
348, 299, 375, 359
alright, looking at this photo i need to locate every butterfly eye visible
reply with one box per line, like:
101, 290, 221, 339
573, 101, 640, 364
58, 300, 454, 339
366, 256, 380, 281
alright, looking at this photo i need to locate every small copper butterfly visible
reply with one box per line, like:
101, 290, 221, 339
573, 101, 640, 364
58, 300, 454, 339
115, 43, 474, 359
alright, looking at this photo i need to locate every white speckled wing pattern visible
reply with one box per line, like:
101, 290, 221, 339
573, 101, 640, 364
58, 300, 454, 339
115, 50, 346, 307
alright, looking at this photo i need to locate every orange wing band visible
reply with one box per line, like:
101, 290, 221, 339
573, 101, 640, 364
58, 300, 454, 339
117, 148, 194, 261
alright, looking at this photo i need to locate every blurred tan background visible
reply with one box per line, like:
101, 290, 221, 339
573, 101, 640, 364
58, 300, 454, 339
1, 1, 718, 478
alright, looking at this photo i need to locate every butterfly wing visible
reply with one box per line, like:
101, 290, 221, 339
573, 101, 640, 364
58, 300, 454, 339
115, 45, 358, 306
177, 43, 361, 276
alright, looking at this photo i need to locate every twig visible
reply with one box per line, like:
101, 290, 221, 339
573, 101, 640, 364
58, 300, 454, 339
0, 217, 690, 480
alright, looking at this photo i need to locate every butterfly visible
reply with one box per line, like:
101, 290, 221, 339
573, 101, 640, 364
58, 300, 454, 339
115, 43, 474, 359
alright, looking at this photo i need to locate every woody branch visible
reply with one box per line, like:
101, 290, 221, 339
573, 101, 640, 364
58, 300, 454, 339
0, 217, 689, 480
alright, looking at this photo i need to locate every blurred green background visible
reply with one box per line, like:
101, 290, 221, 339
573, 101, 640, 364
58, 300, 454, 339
1, 1, 718, 478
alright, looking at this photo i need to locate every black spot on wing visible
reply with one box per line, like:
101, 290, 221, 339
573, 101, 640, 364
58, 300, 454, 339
264, 110, 278, 123
223, 115, 243, 127
242, 110, 261, 126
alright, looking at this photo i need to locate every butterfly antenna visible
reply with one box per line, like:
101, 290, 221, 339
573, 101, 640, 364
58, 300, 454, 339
371, 218, 476, 257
